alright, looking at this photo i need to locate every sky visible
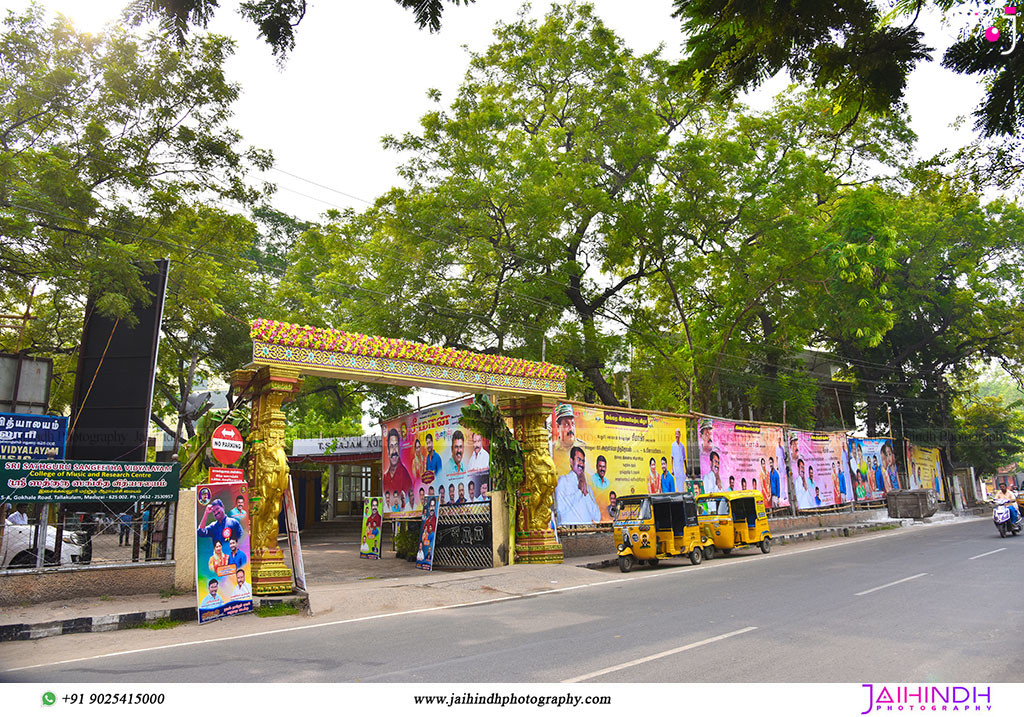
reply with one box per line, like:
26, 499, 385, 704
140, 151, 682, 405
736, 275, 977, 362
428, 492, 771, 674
3, 0, 1000, 429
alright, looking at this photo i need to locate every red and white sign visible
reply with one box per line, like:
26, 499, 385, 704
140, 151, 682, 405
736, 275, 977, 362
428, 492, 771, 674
209, 467, 245, 484
211, 423, 244, 466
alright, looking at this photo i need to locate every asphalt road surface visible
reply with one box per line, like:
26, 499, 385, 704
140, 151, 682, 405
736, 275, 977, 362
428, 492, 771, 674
3, 518, 1021, 683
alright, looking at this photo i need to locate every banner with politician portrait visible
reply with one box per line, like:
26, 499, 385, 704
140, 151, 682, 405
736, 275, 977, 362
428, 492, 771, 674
787, 430, 850, 508
697, 417, 789, 509
359, 496, 384, 559
847, 437, 900, 501
195, 482, 252, 624
550, 402, 688, 527
907, 443, 945, 500
416, 495, 439, 571
380, 397, 491, 519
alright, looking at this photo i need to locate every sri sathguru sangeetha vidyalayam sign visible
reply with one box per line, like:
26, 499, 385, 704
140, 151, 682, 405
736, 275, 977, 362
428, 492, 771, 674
1, 460, 180, 502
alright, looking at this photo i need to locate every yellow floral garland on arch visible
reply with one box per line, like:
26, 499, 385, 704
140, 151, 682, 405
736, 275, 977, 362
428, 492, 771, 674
250, 319, 566, 382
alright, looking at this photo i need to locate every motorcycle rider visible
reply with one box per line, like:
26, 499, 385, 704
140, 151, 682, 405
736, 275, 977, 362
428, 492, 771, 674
994, 482, 1021, 526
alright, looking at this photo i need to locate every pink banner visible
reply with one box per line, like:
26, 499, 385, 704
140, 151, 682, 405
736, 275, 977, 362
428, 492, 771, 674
697, 417, 789, 508
787, 430, 849, 509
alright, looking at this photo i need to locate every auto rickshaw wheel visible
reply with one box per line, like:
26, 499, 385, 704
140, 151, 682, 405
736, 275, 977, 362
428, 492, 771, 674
721, 548, 732, 555
690, 546, 703, 565
618, 555, 634, 573
648, 557, 659, 567
703, 545, 714, 561
760, 537, 771, 554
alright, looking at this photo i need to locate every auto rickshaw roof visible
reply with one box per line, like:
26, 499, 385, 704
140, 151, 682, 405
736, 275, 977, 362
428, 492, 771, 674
697, 490, 764, 500
649, 492, 696, 503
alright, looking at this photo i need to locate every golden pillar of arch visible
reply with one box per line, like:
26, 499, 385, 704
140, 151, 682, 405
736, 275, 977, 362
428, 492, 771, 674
231, 365, 303, 595
503, 396, 564, 564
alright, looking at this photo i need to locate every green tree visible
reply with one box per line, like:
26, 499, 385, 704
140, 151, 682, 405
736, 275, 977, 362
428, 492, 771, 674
814, 177, 1024, 436
954, 395, 1024, 476
127, 0, 476, 57
0, 8, 275, 430
671, 0, 1020, 139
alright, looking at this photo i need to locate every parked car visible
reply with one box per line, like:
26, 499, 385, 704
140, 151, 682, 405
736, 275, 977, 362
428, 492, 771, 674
1, 521, 85, 569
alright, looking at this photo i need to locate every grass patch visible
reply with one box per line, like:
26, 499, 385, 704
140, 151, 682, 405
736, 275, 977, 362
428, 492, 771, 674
98, 594, 112, 601
255, 601, 301, 618
865, 523, 900, 532
159, 586, 188, 599
129, 617, 185, 630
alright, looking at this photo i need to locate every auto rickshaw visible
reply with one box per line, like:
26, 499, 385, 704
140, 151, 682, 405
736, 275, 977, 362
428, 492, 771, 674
612, 492, 714, 572
697, 490, 772, 555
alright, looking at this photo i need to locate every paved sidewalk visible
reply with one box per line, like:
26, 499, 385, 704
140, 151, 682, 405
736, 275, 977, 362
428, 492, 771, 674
0, 509, 978, 641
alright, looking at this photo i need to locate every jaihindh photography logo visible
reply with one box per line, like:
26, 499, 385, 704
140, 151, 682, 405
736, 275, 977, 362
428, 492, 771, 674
860, 684, 993, 713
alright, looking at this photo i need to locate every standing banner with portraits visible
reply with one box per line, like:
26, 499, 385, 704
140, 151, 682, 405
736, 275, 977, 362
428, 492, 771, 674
359, 496, 384, 559
907, 443, 945, 500
416, 495, 439, 570
787, 430, 850, 508
550, 402, 688, 527
846, 437, 900, 501
697, 417, 790, 509
380, 397, 491, 520
195, 482, 252, 624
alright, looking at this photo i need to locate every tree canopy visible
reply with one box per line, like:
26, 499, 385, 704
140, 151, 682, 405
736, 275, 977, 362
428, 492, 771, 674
671, 0, 1021, 139
127, 0, 476, 57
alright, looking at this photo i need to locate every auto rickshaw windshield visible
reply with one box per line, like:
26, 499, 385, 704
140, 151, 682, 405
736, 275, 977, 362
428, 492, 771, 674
615, 499, 651, 521
698, 497, 730, 516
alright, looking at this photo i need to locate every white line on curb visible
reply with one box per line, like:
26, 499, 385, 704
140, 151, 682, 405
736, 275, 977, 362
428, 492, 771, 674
563, 626, 758, 683
968, 548, 1006, 560
854, 572, 927, 596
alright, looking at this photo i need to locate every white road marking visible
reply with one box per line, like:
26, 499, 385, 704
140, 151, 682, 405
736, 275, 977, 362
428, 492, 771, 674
2, 517, 981, 673
854, 572, 928, 596
968, 548, 1006, 560
562, 626, 758, 683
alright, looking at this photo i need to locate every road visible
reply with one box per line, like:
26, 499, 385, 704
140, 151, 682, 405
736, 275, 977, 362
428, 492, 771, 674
2, 517, 1021, 683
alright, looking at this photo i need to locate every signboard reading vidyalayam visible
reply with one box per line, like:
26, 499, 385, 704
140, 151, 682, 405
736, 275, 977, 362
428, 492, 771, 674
0, 413, 68, 461
1, 460, 179, 502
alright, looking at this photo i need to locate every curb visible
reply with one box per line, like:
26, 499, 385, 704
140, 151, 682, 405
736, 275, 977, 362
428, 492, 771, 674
0, 593, 311, 643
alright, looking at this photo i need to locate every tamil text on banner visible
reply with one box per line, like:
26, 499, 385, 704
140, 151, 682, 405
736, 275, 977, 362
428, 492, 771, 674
847, 437, 900, 500
416, 495, 439, 570
550, 402, 688, 526
787, 430, 850, 508
697, 417, 789, 508
1, 460, 179, 502
381, 396, 490, 519
359, 495, 384, 559
0, 413, 68, 461
907, 443, 945, 499
195, 482, 252, 624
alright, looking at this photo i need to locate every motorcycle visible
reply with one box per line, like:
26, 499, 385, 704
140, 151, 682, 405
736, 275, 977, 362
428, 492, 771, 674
993, 499, 1023, 538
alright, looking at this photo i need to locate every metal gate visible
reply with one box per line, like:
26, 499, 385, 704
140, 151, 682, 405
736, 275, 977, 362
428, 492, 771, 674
434, 501, 492, 569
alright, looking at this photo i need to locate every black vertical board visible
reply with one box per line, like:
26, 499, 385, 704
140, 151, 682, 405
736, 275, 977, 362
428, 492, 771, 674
67, 259, 169, 461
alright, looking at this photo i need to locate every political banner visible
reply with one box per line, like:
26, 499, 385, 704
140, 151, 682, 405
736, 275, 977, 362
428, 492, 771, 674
195, 482, 252, 624
359, 496, 384, 559
1, 460, 179, 502
847, 437, 900, 501
697, 417, 789, 509
907, 443, 945, 500
550, 402, 688, 526
0, 412, 68, 461
416, 495, 439, 571
787, 430, 850, 508
380, 397, 490, 519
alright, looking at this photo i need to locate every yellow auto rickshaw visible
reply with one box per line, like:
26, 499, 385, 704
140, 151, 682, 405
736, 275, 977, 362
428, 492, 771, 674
697, 490, 772, 555
612, 492, 714, 572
